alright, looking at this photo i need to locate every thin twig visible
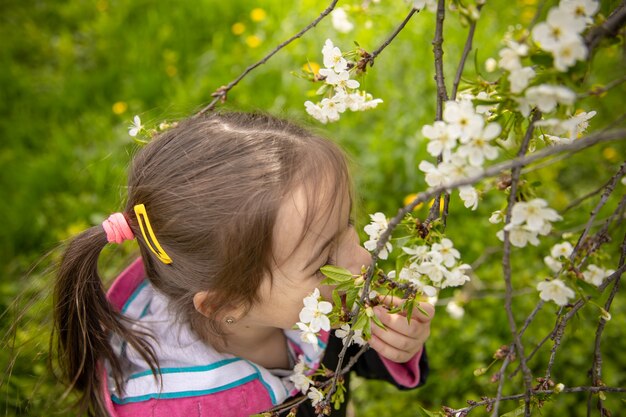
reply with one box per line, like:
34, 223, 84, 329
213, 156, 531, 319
425, 0, 449, 222
588, 230, 626, 415
570, 162, 626, 263
433, 0, 449, 120
364, 8, 419, 66
494, 111, 541, 417
585, 1, 626, 52
194, 0, 339, 116
451, 5, 484, 100
542, 264, 626, 385
451, 386, 626, 414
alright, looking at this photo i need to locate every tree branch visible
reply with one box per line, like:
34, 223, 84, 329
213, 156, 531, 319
451, 386, 626, 414
433, 0, 449, 120
194, 0, 339, 116
451, 5, 484, 100
361, 8, 419, 68
585, 1, 626, 51
494, 111, 541, 417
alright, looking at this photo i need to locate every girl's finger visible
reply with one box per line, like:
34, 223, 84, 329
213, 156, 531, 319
371, 319, 422, 353
373, 305, 420, 336
368, 333, 414, 363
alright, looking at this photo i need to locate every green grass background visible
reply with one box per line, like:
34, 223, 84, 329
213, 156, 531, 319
1, 0, 625, 415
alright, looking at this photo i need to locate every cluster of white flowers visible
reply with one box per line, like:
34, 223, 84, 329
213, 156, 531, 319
536, 110, 596, 145
335, 324, 366, 347
389, 238, 471, 295
582, 264, 615, 287
304, 39, 383, 124
493, 198, 562, 248
418, 98, 502, 210
498, 40, 536, 93
363, 212, 393, 259
532, 0, 598, 72
537, 278, 575, 306
544, 241, 574, 272
295, 288, 332, 349
289, 356, 313, 393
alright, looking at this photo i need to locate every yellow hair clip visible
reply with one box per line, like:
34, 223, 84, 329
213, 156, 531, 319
133, 203, 173, 264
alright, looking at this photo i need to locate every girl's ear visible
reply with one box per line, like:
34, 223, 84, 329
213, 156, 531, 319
193, 291, 212, 317
193, 291, 243, 320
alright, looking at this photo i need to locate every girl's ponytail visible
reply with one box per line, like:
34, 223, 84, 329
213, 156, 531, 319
53, 223, 158, 416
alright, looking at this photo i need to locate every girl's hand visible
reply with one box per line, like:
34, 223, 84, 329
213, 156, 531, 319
368, 296, 435, 363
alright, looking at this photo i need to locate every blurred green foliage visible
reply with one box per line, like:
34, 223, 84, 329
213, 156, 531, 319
1, 0, 625, 416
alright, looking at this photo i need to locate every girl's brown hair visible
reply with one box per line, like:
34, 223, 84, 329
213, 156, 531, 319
53, 112, 351, 416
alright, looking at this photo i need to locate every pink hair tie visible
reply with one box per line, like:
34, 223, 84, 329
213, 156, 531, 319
102, 213, 134, 244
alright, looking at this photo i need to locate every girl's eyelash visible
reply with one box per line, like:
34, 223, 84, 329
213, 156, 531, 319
348, 218, 355, 227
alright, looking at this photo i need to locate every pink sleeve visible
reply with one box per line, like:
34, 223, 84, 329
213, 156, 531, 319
379, 348, 423, 388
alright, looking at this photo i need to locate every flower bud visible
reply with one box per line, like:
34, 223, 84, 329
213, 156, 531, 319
600, 308, 611, 321
473, 367, 487, 376
554, 383, 565, 393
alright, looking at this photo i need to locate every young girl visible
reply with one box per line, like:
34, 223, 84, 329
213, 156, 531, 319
53, 112, 433, 417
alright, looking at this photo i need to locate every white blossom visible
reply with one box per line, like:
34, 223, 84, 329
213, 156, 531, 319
552, 37, 587, 71
459, 186, 479, 210
442, 264, 471, 288
489, 210, 504, 224
364, 212, 392, 259
298, 288, 332, 332
544, 255, 563, 273
437, 154, 483, 184
307, 387, 325, 406
322, 39, 347, 72
419, 160, 448, 188
456, 122, 501, 166
390, 267, 437, 296
544, 241, 573, 272
304, 101, 326, 123
525, 84, 576, 113
446, 301, 465, 319
416, 259, 447, 284
532, 7, 585, 52
498, 47, 523, 71
331, 7, 354, 33
561, 110, 596, 139
319, 95, 347, 123
485, 57, 497, 73
582, 264, 615, 287
423, 121, 458, 159
498, 40, 528, 71
510, 198, 562, 232
335, 324, 366, 346
560, 0, 599, 26
509, 66, 536, 93
296, 322, 320, 348
402, 245, 430, 263
431, 238, 461, 268
474, 91, 495, 115
412, 0, 437, 12
497, 224, 541, 247
320, 69, 360, 91
128, 115, 143, 137
443, 100, 484, 142
537, 279, 576, 306
551, 241, 574, 259
289, 357, 313, 393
